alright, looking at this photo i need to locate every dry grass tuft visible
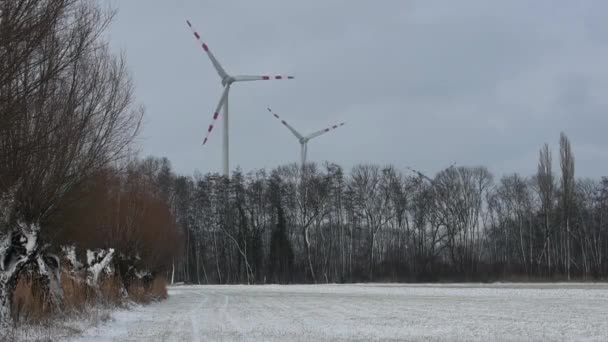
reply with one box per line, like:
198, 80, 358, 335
148, 276, 168, 300
60, 271, 91, 312
9, 267, 168, 327
99, 274, 124, 305
11, 275, 54, 323
127, 280, 148, 303
126, 276, 167, 303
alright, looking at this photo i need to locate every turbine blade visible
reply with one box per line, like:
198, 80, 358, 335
305, 122, 346, 140
266, 107, 303, 139
186, 20, 228, 79
405, 166, 434, 183
202, 86, 230, 145
234, 75, 295, 82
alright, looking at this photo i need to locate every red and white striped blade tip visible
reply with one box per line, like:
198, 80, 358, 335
186, 20, 210, 51
202, 111, 221, 145
262, 76, 295, 80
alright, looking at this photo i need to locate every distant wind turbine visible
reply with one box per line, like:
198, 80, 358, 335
266, 107, 345, 167
186, 20, 294, 177
406, 162, 457, 183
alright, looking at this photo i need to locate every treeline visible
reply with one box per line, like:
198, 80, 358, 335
165, 133, 607, 284
0, 0, 177, 326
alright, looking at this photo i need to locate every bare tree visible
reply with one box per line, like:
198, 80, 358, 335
535, 143, 554, 274
348, 165, 397, 280
559, 132, 575, 280
432, 166, 492, 275
0, 0, 141, 323
493, 174, 535, 274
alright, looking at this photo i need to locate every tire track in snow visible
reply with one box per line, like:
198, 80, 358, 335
189, 290, 209, 342
211, 290, 242, 337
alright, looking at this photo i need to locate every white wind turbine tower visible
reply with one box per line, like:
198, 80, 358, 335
266, 107, 345, 167
186, 20, 294, 177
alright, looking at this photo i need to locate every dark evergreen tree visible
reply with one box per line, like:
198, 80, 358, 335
268, 205, 294, 284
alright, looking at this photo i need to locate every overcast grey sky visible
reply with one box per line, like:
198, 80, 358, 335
105, 0, 608, 178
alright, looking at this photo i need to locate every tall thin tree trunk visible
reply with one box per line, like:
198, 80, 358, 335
196, 245, 201, 284
171, 261, 175, 285
213, 230, 222, 284
567, 218, 571, 280
304, 226, 316, 282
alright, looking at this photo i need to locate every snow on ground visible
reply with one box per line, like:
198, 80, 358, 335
73, 283, 608, 341
2, 307, 114, 342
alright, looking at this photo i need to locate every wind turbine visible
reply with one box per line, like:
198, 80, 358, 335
186, 20, 294, 177
266, 107, 345, 167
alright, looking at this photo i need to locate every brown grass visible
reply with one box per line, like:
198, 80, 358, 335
60, 271, 91, 312
11, 275, 54, 323
126, 280, 148, 303
148, 276, 168, 300
61, 270, 126, 309
127, 276, 168, 303
99, 274, 124, 305
10, 269, 168, 324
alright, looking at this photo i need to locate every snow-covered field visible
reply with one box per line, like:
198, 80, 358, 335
73, 283, 608, 341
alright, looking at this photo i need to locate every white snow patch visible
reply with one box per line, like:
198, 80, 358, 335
62, 245, 82, 270
21, 226, 38, 254
86, 249, 114, 287
134, 269, 151, 280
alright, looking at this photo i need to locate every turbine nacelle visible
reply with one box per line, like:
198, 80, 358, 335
222, 75, 235, 86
